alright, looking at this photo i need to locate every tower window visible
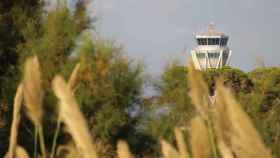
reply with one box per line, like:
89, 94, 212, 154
196, 53, 205, 58
208, 52, 220, 58
208, 38, 220, 45
197, 39, 202, 45
220, 37, 228, 46
197, 38, 207, 45
223, 52, 229, 59
214, 38, 220, 45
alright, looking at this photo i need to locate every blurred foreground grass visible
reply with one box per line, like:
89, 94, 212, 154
3, 56, 273, 158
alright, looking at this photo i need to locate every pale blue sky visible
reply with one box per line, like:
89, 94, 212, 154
85, 0, 279, 74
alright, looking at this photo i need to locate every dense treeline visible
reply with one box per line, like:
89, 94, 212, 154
0, 1, 279, 157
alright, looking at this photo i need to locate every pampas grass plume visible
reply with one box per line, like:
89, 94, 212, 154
68, 63, 81, 92
117, 140, 133, 158
215, 81, 272, 158
23, 56, 43, 125
174, 127, 189, 158
15, 146, 30, 158
52, 75, 98, 158
190, 117, 210, 158
161, 140, 180, 158
5, 84, 23, 158
187, 62, 210, 120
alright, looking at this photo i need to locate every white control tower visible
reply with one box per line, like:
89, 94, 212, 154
191, 24, 232, 70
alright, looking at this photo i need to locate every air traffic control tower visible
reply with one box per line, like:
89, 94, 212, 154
191, 24, 232, 70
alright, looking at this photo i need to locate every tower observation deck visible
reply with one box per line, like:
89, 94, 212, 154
191, 24, 232, 70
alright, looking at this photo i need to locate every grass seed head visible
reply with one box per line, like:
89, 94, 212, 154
6, 84, 23, 158
23, 56, 43, 125
15, 146, 30, 158
117, 140, 134, 158
68, 63, 81, 92
161, 140, 180, 158
187, 61, 210, 120
174, 127, 189, 158
215, 81, 272, 158
190, 116, 211, 158
52, 75, 98, 158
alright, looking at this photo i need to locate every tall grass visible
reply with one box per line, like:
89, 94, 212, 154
5, 84, 23, 158
22, 56, 46, 158
117, 141, 133, 158
50, 63, 81, 158
4, 57, 273, 158
52, 75, 97, 158
174, 127, 189, 158
215, 81, 272, 158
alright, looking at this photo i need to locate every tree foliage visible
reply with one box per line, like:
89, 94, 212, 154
76, 38, 144, 145
203, 67, 254, 95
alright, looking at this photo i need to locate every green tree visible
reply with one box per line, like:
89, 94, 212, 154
246, 67, 280, 157
74, 37, 145, 156
203, 67, 254, 95
0, 0, 43, 96
73, 0, 91, 32
141, 61, 194, 157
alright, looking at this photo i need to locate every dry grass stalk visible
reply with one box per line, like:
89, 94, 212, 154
161, 140, 180, 158
5, 84, 23, 158
187, 62, 210, 120
52, 75, 98, 158
23, 56, 43, 125
68, 63, 81, 92
215, 81, 272, 158
174, 127, 189, 158
190, 116, 211, 158
117, 140, 134, 158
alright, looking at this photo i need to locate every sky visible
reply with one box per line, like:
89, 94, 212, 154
86, 0, 280, 74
